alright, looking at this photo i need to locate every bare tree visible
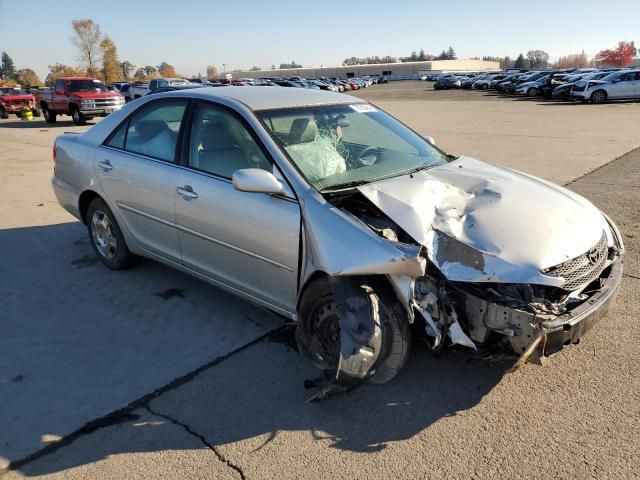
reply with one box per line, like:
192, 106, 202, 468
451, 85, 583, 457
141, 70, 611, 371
71, 19, 103, 75
206, 64, 219, 80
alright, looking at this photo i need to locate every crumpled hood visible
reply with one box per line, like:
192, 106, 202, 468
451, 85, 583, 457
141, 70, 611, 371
0, 94, 34, 102
358, 156, 609, 285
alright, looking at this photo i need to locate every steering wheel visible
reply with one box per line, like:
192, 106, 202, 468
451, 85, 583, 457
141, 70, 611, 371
357, 146, 381, 166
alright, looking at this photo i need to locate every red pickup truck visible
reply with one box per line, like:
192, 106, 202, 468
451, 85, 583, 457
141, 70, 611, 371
35, 77, 124, 126
0, 87, 41, 119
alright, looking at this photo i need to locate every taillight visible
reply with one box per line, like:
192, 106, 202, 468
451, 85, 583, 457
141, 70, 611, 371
53, 142, 57, 162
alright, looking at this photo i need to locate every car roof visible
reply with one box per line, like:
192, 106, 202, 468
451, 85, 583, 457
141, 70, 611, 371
160, 85, 361, 110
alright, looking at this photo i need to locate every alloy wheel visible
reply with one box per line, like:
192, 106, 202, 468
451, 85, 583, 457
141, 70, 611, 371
91, 210, 118, 260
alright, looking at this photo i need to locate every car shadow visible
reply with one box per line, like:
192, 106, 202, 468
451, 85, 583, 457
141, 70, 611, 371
0, 119, 96, 129
2, 222, 513, 476
14, 331, 512, 476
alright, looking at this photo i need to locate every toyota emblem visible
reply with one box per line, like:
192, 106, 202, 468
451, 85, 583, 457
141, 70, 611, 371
587, 247, 602, 265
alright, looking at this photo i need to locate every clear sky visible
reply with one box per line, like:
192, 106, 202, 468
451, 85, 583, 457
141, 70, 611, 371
1, 0, 638, 79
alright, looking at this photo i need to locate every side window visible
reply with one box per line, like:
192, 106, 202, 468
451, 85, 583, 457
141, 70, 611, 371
188, 102, 271, 178
106, 121, 127, 149
124, 101, 187, 162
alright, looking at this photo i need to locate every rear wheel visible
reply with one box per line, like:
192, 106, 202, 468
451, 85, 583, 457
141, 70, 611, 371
87, 197, 135, 270
296, 277, 411, 384
0, 108, 8, 119
43, 105, 57, 123
591, 90, 607, 104
527, 87, 538, 97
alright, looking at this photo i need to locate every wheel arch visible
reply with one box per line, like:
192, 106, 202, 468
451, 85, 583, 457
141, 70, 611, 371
78, 189, 102, 224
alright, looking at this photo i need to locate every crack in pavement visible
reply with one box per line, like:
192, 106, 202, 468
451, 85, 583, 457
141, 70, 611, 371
2, 326, 285, 475
624, 273, 640, 281
143, 405, 246, 480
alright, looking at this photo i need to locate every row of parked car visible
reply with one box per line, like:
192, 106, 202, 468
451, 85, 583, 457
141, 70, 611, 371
111, 75, 386, 101
430, 67, 640, 103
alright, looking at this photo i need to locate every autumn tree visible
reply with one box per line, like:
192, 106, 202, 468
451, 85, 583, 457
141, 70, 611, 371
143, 65, 157, 77
157, 62, 177, 77
133, 68, 146, 81
596, 41, 636, 67
100, 36, 122, 83
206, 64, 219, 79
71, 19, 103, 76
526, 50, 549, 69
45, 63, 85, 86
16, 69, 42, 87
120, 61, 135, 81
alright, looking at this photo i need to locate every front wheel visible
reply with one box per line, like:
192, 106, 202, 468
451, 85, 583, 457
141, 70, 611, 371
72, 108, 87, 126
0, 108, 8, 119
87, 197, 136, 270
527, 88, 538, 97
296, 277, 411, 384
590, 90, 607, 104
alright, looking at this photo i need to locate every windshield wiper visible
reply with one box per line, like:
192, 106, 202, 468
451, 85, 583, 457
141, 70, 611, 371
319, 179, 372, 192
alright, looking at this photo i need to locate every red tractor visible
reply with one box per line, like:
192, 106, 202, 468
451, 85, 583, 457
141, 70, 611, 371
0, 86, 41, 119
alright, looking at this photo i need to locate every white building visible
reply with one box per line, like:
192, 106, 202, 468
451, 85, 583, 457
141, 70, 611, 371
231, 59, 501, 80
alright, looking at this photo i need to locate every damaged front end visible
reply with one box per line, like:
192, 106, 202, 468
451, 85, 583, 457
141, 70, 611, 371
298, 157, 624, 399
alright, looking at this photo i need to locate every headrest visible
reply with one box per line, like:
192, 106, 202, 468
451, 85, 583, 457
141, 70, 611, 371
135, 120, 170, 140
200, 121, 237, 150
289, 118, 317, 144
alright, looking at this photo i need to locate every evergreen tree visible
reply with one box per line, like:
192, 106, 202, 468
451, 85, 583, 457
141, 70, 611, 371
514, 53, 527, 69
446, 46, 457, 60
1, 51, 17, 80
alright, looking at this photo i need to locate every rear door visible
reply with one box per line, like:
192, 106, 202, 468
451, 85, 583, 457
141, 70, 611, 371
173, 101, 300, 313
97, 99, 188, 262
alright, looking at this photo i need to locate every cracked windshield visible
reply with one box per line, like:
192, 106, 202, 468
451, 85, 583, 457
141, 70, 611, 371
259, 104, 449, 191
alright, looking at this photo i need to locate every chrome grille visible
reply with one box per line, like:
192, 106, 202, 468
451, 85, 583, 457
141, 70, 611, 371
89, 98, 123, 107
544, 231, 609, 290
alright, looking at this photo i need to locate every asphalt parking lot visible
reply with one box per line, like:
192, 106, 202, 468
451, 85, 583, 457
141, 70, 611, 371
1, 83, 639, 479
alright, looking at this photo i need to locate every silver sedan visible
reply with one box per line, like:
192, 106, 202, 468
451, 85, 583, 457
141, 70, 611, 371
52, 87, 624, 397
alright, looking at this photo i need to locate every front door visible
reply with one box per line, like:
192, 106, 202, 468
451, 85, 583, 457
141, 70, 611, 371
174, 101, 300, 313
608, 72, 637, 99
97, 99, 188, 262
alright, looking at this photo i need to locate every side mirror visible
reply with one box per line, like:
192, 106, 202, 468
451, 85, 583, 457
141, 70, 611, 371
424, 136, 436, 146
232, 168, 285, 195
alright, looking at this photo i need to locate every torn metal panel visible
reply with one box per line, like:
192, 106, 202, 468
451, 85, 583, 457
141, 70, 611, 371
358, 156, 610, 285
447, 311, 477, 350
299, 193, 426, 282
329, 276, 382, 381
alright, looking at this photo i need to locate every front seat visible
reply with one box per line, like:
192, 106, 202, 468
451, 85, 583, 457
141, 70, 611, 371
288, 118, 317, 144
196, 121, 251, 178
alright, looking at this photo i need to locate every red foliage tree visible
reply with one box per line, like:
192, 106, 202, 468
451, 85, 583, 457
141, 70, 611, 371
596, 41, 636, 67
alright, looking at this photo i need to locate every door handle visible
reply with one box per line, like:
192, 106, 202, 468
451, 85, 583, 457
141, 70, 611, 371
97, 160, 113, 171
177, 185, 198, 200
